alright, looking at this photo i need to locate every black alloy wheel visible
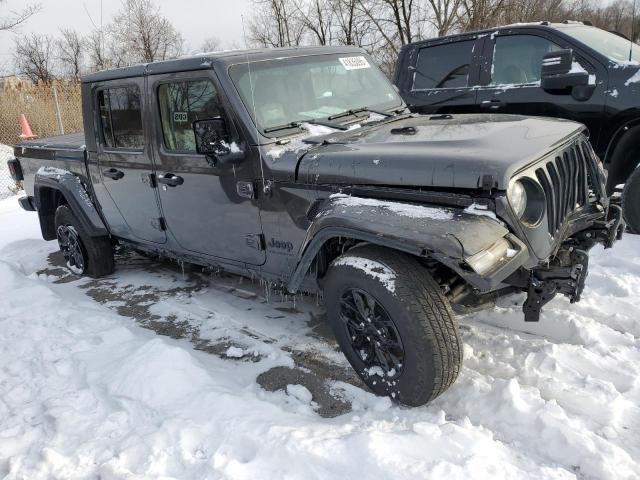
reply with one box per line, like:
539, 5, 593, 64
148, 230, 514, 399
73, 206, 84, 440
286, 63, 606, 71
340, 287, 405, 377
57, 224, 86, 274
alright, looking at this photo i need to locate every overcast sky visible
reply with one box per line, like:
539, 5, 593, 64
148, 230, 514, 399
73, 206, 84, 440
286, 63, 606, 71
0, 0, 252, 74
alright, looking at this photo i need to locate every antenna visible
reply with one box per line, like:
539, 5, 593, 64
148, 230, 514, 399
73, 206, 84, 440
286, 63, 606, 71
631, 0, 637, 62
241, 15, 267, 194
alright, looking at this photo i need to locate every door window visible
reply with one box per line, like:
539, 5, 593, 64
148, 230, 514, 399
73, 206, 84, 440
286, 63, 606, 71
158, 80, 225, 152
97, 86, 144, 149
492, 35, 561, 85
412, 41, 475, 90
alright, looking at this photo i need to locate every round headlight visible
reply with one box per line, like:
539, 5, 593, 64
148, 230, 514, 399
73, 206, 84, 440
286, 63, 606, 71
508, 180, 527, 218
508, 178, 546, 226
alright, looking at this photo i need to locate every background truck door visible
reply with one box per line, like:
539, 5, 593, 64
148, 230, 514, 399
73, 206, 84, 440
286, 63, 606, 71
94, 79, 166, 243
149, 72, 265, 266
475, 31, 606, 146
397, 36, 483, 114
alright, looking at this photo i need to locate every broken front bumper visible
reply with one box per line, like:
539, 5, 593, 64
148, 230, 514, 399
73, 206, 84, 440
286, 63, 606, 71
519, 204, 625, 322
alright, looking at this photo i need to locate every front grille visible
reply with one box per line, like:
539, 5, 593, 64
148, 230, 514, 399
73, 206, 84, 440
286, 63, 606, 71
534, 140, 598, 236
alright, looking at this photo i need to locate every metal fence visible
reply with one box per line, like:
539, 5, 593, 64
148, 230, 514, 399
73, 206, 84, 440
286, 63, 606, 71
0, 81, 83, 147
0, 81, 82, 199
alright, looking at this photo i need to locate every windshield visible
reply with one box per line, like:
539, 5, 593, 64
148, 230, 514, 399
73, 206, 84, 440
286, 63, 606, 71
229, 53, 403, 136
560, 25, 640, 64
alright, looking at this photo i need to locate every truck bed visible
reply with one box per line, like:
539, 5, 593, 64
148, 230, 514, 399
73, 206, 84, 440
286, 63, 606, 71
16, 132, 86, 158
15, 132, 88, 196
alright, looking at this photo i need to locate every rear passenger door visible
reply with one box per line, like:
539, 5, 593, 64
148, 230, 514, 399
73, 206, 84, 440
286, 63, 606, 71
397, 37, 483, 114
94, 80, 166, 244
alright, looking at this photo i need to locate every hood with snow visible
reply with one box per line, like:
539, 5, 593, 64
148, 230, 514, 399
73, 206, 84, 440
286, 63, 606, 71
266, 114, 585, 191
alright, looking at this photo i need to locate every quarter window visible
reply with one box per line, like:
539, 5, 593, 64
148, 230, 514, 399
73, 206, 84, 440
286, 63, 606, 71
492, 35, 561, 85
412, 41, 475, 90
97, 86, 144, 149
158, 80, 224, 152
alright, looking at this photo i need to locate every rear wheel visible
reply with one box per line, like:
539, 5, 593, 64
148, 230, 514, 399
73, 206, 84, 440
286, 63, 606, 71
54, 205, 114, 277
324, 245, 463, 406
622, 167, 640, 234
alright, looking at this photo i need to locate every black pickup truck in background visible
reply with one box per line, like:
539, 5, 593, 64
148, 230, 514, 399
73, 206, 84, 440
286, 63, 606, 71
6, 46, 624, 406
394, 21, 640, 233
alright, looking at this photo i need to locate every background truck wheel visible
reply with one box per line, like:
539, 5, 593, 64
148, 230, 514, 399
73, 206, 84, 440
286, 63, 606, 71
622, 167, 640, 234
324, 245, 463, 406
54, 205, 114, 278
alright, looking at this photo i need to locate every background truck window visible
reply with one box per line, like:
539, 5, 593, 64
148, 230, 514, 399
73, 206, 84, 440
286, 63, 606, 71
158, 80, 224, 152
492, 35, 560, 85
97, 86, 144, 149
412, 41, 474, 90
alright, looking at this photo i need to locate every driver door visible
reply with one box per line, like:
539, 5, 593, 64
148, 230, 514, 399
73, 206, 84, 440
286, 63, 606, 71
148, 72, 265, 265
475, 32, 606, 145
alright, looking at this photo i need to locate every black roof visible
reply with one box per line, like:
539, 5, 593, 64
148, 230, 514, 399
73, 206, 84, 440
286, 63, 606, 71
402, 21, 594, 47
82, 45, 364, 83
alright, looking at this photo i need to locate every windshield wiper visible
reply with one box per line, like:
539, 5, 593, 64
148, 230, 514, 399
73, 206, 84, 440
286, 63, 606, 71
263, 118, 349, 134
263, 122, 301, 134
327, 107, 396, 121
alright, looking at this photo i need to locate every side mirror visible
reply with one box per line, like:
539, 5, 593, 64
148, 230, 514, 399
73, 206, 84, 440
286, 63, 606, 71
193, 118, 244, 165
540, 49, 590, 91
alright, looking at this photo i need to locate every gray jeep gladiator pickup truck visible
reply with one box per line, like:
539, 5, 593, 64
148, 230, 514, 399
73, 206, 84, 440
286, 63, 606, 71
7, 46, 624, 406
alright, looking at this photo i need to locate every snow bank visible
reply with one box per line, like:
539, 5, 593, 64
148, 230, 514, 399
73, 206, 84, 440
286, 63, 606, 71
0, 195, 639, 479
0, 144, 16, 199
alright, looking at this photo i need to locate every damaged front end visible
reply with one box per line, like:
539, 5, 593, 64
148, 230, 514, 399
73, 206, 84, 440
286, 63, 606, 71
505, 204, 625, 322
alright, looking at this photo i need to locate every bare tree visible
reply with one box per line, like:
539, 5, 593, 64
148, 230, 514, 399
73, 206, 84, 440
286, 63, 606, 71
250, 0, 305, 47
86, 29, 111, 71
109, 0, 184, 63
13, 33, 55, 83
334, 0, 376, 46
459, 0, 507, 31
0, 0, 41, 32
426, 0, 461, 36
201, 36, 221, 52
296, 0, 335, 45
57, 28, 83, 81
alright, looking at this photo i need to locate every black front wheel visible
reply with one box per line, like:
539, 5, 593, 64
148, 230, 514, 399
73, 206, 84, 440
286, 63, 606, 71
622, 167, 640, 234
54, 205, 115, 277
324, 245, 463, 406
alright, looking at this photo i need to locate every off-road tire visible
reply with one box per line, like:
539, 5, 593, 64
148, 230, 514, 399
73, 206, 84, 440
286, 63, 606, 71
54, 205, 115, 278
324, 245, 463, 406
622, 167, 640, 234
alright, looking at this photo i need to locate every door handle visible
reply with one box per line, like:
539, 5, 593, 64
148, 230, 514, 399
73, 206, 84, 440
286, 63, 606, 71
157, 173, 184, 187
103, 168, 124, 180
480, 99, 506, 110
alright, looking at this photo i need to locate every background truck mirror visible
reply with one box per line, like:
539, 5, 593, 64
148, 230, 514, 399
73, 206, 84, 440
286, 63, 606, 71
540, 49, 589, 91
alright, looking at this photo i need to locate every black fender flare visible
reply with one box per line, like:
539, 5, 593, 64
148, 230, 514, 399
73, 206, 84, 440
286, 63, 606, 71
603, 117, 640, 190
287, 195, 521, 293
34, 167, 109, 240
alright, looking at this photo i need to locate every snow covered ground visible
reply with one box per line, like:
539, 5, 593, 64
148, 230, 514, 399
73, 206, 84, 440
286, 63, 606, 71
0, 194, 639, 479
0, 145, 17, 200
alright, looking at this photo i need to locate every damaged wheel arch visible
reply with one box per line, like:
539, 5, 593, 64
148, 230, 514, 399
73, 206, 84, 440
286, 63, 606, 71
287, 195, 530, 294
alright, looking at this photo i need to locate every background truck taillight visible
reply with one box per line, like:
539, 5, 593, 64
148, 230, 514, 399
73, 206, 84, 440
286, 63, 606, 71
7, 158, 23, 182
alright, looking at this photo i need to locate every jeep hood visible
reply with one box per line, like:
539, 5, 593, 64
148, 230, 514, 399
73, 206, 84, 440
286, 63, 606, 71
288, 114, 585, 190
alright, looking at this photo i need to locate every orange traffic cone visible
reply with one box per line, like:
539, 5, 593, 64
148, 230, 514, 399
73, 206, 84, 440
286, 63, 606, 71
19, 113, 37, 140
